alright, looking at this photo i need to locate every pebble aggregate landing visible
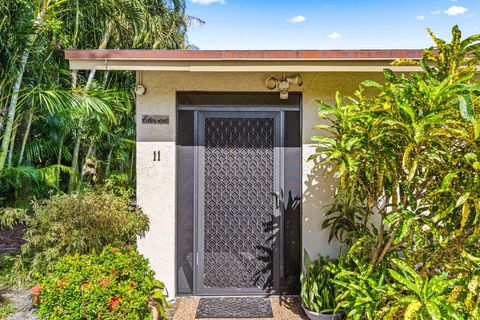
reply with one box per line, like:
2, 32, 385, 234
4, 289, 38, 320
170, 296, 308, 320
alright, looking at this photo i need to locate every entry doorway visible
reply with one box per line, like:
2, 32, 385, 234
176, 93, 302, 296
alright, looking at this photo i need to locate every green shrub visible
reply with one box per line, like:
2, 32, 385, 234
329, 232, 480, 320
33, 246, 168, 320
18, 187, 149, 275
381, 259, 479, 319
309, 26, 480, 319
300, 251, 336, 313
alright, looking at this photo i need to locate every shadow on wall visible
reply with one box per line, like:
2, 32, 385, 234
302, 158, 342, 258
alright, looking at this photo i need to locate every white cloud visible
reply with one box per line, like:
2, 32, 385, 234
430, 10, 441, 15
191, 0, 225, 5
327, 32, 342, 39
444, 6, 468, 16
287, 15, 306, 24
416, 15, 425, 20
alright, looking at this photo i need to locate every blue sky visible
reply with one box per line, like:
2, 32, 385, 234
186, 0, 480, 49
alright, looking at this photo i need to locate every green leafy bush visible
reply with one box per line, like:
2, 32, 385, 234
328, 240, 480, 319
33, 246, 168, 320
381, 259, 478, 319
309, 26, 480, 319
300, 251, 336, 313
17, 187, 149, 275
329, 248, 389, 319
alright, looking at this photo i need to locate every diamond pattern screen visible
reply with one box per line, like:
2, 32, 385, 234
202, 117, 275, 290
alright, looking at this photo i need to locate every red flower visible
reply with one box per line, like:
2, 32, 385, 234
110, 269, 119, 275
100, 278, 110, 287
129, 281, 136, 288
33, 296, 40, 306
30, 284, 42, 296
109, 297, 120, 310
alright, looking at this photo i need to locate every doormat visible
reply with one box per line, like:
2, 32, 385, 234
196, 297, 273, 318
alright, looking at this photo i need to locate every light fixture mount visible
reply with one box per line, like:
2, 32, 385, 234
265, 74, 303, 100
135, 71, 147, 96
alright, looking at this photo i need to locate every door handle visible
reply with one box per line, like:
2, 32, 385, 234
271, 191, 280, 209
272, 190, 284, 277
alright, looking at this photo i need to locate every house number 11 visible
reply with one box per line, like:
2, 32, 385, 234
153, 151, 161, 161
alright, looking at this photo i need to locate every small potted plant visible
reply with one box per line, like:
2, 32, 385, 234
300, 251, 343, 320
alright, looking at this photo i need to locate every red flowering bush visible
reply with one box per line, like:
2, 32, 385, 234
109, 297, 120, 310
34, 246, 168, 319
30, 284, 42, 296
99, 277, 110, 287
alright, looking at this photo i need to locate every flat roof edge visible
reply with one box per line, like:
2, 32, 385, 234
64, 49, 426, 61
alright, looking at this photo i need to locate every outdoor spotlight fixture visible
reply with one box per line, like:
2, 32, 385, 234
266, 73, 303, 100
135, 71, 147, 96
135, 84, 146, 96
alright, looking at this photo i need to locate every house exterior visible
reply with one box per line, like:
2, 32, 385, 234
65, 50, 424, 297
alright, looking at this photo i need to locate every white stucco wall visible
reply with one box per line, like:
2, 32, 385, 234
135, 71, 383, 296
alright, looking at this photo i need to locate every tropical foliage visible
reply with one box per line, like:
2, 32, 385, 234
0, 0, 190, 207
300, 251, 336, 314
0, 1, 191, 317
13, 186, 149, 278
310, 26, 480, 319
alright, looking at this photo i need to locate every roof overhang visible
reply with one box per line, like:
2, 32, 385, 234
65, 49, 429, 72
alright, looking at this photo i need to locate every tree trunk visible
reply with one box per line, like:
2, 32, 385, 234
77, 138, 95, 191
0, 95, 7, 134
129, 148, 135, 183
17, 109, 33, 165
0, 48, 32, 171
68, 25, 111, 188
102, 71, 110, 88
70, 0, 80, 88
105, 148, 113, 178
56, 137, 64, 190
0, 5, 46, 171
7, 125, 17, 166
68, 129, 82, 193
0, 114, 4, 136
85, 26, 111, 89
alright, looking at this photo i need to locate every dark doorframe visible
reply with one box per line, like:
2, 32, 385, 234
175, 92, 302, 296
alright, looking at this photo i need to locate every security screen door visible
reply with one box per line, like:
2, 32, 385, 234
196, 111, 281, 295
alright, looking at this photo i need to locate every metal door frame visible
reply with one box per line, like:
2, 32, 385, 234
194, 110, 282, 296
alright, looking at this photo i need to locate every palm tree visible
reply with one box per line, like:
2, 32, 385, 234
0, 0, 61, 171
0, 0, 188, 205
